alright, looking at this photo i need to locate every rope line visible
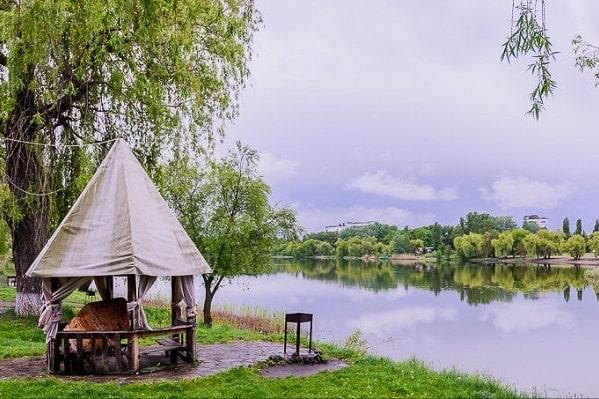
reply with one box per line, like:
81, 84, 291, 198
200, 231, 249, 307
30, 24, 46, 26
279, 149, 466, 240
3, 173, 69, 197
0, 137, 118, 148
0, 137, 117, 196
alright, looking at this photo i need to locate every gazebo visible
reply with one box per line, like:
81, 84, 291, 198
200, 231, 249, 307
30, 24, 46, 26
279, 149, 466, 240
26, 138, 212, 374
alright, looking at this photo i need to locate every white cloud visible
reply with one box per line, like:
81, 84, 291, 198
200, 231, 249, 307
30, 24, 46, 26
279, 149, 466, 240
349, 170, 458, 201
480, 176, 575, 210
349, 306, 458, 339
258, 152, 299, 183
480, 301, 574, 333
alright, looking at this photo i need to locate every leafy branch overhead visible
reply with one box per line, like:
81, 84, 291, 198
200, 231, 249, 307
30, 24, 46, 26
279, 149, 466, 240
573, 36, 599, 85
503, 1, 599, 118
501, 1, 557, 119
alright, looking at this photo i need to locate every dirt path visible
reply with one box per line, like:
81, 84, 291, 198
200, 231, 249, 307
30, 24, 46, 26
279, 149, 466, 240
0, 340, 344, 381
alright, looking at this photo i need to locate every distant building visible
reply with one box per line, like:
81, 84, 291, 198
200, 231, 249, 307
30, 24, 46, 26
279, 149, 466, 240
324, 221, 377, 233
523, 215, 549, 229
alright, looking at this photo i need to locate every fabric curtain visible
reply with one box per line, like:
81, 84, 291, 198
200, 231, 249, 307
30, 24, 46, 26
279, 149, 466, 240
93, 276, 112, 300
126, 275, 156, 330
173, 275, 197, 319
39, 277, 91, 342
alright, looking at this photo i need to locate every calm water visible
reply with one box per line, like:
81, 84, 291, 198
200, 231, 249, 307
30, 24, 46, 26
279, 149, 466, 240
150, 260, 598, 396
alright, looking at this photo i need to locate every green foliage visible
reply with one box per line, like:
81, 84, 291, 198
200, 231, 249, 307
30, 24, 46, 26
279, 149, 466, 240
431, 222, 442, 250
344, 330, 369, 356
575, 219, 583, 236
492, 231, 514, 258
522, 220, 540, 233
594, 219, 599, 233
157, 143, 297, 324
409, 238, 425, 254
588, 232, 599, 258
510, 228, 530, 257
563, 217, 571, 237
339, 222, 398, 245
494, 216, 518, 232
481, 231, 498, 258
461, 212, 515, 234
0, 0, 259, 147
304, 231, 339, 246
335, 236, 387, 259
523, 233, 541, 258
523, 230, 564, 259
564, 235, 586, 260
453, 233, 484, 260
389, 232, 412, 254
290, 239, 333, 258
502, 1, 557, 118
159, 144, 296, 279
573, 35, 599, 87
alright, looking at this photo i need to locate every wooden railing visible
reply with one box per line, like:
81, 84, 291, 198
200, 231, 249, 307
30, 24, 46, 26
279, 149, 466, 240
49, 324, 196, 375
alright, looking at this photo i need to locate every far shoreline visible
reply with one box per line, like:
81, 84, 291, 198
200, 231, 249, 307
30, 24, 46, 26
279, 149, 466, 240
471, 255, 599, 267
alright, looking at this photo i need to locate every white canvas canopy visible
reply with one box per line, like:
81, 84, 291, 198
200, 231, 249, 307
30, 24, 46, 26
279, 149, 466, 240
26, 138, 212, 278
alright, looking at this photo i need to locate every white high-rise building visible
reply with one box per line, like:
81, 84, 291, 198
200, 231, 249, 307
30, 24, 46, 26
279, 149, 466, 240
523, 215, 549, 229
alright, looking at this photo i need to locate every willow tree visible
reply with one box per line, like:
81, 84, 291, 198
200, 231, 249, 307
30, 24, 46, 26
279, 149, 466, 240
0, 0, 259, 315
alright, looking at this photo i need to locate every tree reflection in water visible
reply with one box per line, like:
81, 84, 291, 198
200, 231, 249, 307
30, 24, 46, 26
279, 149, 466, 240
271, 259, 592, 305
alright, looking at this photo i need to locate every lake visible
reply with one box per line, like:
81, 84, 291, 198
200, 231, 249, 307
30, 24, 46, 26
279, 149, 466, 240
149, 259, 598, 396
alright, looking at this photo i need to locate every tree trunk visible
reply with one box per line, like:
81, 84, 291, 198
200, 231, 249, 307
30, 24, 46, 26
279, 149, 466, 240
203, 282, 213, 327
5, 85, 49, 316
12, 212, 47, 315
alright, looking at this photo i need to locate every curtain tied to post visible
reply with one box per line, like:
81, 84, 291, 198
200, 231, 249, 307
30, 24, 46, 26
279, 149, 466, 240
126, 275, 156, 330
39, 277, 91, 343
173, 275, 197, 319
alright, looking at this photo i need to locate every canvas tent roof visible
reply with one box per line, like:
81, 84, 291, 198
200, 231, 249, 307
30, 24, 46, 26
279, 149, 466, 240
26, 139, 212, 278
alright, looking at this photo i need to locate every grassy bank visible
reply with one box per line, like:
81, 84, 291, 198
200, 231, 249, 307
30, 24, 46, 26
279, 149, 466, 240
0, 286, 523, 398
0, 356, 523, 398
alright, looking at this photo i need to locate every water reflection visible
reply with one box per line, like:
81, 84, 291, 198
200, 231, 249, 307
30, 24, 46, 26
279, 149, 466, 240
272, 259, 591, 305
145, 260, 599, 396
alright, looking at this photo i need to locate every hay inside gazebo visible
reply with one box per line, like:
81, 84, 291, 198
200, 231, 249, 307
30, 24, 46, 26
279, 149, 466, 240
26, 139, 212, 374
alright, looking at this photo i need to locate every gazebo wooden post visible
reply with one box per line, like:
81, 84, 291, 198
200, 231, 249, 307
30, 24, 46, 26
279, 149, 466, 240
186, 312, 197, 363
106, 276, 114, 299
127, 275, 139, 372
47, 277, 60, 373
170, 277, 181, 325
170, 277, 180, 365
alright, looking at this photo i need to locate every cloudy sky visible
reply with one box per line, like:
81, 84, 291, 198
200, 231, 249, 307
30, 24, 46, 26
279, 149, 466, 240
226, 1, 599, 232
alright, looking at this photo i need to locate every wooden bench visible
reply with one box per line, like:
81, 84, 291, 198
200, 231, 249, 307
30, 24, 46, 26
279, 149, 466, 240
50, 324, 196, 374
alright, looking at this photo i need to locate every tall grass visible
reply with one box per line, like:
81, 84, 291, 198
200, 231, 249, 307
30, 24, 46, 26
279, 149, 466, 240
211, 304, 284, 334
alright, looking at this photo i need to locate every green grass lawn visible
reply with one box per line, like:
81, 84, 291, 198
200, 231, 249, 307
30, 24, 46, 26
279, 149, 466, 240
0, 285, 524, 398
0, 357, 523, 398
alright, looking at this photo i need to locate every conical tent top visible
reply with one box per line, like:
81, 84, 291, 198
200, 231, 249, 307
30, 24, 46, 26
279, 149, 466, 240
26, 138, 212, 277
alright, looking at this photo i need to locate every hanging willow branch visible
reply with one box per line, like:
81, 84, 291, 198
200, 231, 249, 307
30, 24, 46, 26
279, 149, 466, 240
502, 0, 558, 119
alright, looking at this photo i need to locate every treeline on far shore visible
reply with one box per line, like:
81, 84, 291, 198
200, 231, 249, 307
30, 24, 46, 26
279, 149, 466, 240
272, 213, 599, 261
